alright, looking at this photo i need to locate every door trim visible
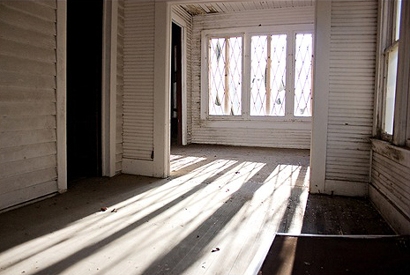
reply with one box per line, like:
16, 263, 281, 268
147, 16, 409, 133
171, 12, 187, 145
102, 0, 118, 177
56, 0, 67, 192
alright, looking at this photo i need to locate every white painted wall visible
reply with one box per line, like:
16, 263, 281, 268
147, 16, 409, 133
190, 7, 315, 149
326, 0, 378, 195
311, 0, 378, 196
122, 0, 171, 177
0, 0, 59, 209
123, 1, 155, 163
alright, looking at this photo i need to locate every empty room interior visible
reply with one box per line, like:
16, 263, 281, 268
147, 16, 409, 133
0, 0, 409, 274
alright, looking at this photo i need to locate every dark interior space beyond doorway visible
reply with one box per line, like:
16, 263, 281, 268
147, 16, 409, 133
171, 23, 182, 145
67, 0, 103, 183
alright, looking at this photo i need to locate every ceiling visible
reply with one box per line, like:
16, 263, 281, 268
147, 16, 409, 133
178, 1, 315, 16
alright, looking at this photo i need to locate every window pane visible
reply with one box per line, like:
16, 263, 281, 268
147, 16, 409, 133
250, 34, 287, 116
294, 33, 313, 117
208, 37, 242, 116
384, 46, 398, 135
395, 0, 402, 41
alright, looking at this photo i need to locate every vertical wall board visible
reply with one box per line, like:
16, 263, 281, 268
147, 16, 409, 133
309, 1, 331, 193
171, 5, 193, 144
116, 0, 125, 174
325, 0, 378, 193
152, 1, 171, 177
123, 0, 155, 161
190, 6, 314, 149
0, 0, 58, 210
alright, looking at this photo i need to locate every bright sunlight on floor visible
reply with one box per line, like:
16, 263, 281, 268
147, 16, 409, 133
0, 145, 310, 275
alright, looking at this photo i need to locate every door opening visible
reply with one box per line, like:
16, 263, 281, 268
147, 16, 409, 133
67, 0, 103, 183
171, 23, 183, 146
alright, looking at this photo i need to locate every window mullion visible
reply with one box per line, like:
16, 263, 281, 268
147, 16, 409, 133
224, 37, 231, 115
201, 33, 209, 120
242, 33, 250, 118
285, 31, 294, 118
266, 35, 272, 115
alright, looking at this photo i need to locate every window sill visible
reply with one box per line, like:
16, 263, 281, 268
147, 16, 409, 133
371, 139, 410, 165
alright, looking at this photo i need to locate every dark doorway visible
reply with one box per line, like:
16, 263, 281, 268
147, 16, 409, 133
67, 0, 103, 183
171, 23, 183, 146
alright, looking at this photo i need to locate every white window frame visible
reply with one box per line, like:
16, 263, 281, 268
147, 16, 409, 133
200, 24, 314, 124
376, 0, 409, 147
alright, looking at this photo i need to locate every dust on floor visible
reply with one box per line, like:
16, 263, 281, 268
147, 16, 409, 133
0, 145, 392, 275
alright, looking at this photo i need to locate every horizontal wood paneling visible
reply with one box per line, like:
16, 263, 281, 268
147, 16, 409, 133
0, 166, 56, 194
325, 0, 377, 183
0, 129, 56, 149
0, 2, 55, 35
0, 102, 56, 116
0, 23, 55, 49
0, 0, 58, 209
123, 0, 154, 161
0, 116, 56, 132
193, 128, 312, 148
0, 181, 57, 211
191, 6, 314, 149
370, 140, 410, 234
0, 143, 56, 164
0, 70, 56, 89
0, 86, 55, 101
0, 55, 56, 75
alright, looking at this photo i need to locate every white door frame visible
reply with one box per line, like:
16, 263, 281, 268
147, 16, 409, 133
171, 11, 188, 146
56, 0, 67, 192
56, 0, 117, 192
102, 0, 118, 177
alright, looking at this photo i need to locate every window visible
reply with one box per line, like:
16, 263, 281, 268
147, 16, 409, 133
376, 0, 410, 148
250, 34, 287, 116
203, 25, 313, 121
384, 45, 398, 135
381, 0, 402, 136
208, 36, 242, 116
294, 33, 313, 117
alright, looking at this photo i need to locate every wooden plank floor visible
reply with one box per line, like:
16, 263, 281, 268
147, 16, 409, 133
0, 145, 392, 275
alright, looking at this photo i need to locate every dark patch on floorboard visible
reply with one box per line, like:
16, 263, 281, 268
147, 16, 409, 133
300, 194, 394, 235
